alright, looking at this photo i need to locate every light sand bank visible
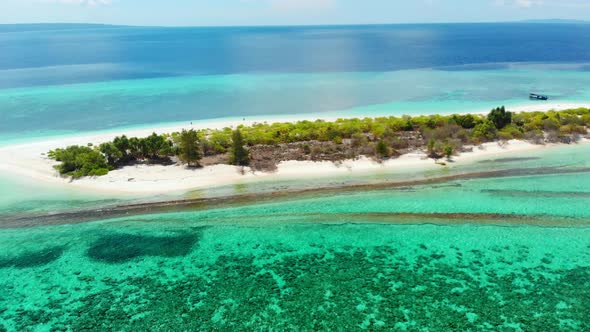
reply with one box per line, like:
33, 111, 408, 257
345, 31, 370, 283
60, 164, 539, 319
506, 102, 590, 114
0, 103, 588, 195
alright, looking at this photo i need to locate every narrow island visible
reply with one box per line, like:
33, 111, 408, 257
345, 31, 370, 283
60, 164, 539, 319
48, 106, 590, 180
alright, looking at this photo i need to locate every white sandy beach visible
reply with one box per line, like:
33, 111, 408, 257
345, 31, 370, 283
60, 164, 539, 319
0, 102, 588, 195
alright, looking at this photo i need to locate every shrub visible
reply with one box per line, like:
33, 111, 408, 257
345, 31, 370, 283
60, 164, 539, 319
524, 130, 545, 144
452, 114, 479, 129
559, 124, 587, 135
302, 144, 311, 154
391, 138, 410, 150
542, 118, 560, 132
49, 145, 109, 179
498, 125, 524, 140
472, 120, 498, 142
401, 118, 414, 131
444, 144, 454, 160
375, 140, 391, 158
454, 129, 472, 144
426, 139, 445, 160
423, 124, 462, 142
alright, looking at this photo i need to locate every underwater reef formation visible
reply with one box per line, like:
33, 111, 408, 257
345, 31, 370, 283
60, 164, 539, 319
0, 246, 65, 269
86, 232, 200, 263
1, 239, 588, 331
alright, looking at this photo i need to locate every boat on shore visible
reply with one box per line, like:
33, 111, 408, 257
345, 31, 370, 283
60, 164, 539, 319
530, 93, 549, 100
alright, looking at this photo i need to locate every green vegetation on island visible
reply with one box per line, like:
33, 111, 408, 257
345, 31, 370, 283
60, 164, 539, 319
49, 107, 590, 178
48, 145, 110, 179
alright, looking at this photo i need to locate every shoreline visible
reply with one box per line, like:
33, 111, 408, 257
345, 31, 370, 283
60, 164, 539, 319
0, 103, 589, 196
58, 140, 567, 194
2, 101, 589, 147
0, 138, 573, 195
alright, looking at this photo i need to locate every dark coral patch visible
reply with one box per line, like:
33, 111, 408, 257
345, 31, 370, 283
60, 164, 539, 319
0, 246, 65, 269
86, 232, 200, 263
58, 247, 590, 331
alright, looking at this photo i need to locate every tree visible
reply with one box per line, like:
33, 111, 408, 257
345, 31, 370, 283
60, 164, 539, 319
487, 106, 512, 129
112, 135, 131, 161
128, 137, 142, 159
140, 133, 173, 159
138, 137, 150, 159
177, 129, 202, 167
230, 129, 249, 166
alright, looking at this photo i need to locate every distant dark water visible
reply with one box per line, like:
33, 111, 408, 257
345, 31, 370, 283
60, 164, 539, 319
2, 23, 590, 142
1, 23, 590, 88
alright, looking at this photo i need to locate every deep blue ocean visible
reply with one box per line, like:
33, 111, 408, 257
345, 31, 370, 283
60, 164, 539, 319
2, 23, 590, 86
1, 23, 590, 141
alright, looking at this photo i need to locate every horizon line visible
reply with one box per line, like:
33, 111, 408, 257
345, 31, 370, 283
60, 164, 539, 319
1, 19, 589, 29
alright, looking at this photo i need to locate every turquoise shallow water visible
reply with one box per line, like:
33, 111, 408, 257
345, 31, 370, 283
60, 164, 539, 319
2, 66, 590, 143
0, 216, 588, 331
196, 173, 590, 221
0, 175, 126, 215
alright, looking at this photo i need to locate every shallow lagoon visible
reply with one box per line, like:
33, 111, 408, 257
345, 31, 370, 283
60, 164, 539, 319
0, 215, 588, 331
